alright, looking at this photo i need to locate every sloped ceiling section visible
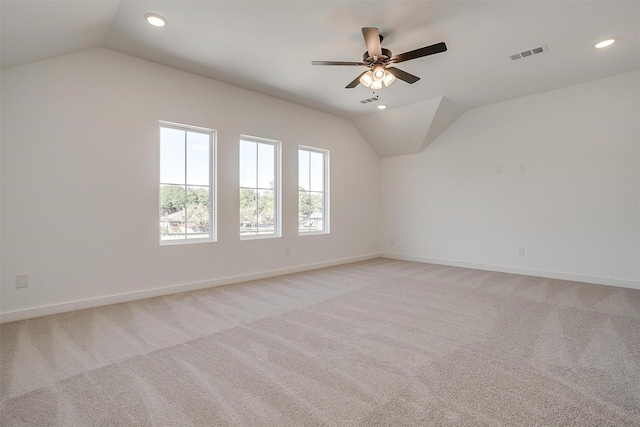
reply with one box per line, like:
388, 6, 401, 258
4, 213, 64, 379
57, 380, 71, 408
353, 97, 466, 158
421, 97, 467, 152
0, 1, 120, 69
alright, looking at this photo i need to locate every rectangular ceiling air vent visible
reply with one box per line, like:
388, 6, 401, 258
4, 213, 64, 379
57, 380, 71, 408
360, 97, 380, 104
510, 45, 547, 61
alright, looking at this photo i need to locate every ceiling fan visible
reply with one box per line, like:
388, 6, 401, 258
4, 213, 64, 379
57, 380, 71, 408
312, 27, 447, 89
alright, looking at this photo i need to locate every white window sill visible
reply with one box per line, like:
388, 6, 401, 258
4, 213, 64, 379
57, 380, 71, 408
298, 231, 329, 236
240, 233, 280, 241
160, 238, 216, 246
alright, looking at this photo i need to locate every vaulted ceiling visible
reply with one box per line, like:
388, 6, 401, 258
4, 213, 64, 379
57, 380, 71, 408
2, 1, 639, 157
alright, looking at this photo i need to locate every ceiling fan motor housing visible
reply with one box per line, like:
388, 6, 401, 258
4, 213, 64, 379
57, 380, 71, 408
363, 48, 392, 63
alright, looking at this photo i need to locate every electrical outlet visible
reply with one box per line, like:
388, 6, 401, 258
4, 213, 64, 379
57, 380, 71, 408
285, 247, 290, 256
16, 274, 28, 288
518, 248, 525, 257
390, 238, 395, 246
519, 164, 525, 173
496, 165, 502, 174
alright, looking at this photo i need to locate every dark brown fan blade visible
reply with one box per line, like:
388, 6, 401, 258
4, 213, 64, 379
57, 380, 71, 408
362, 27, 382, 58
312, 60, 367, 66
387, 67, 420, 84
391, 42, 447, 63
346, 71, 368, 89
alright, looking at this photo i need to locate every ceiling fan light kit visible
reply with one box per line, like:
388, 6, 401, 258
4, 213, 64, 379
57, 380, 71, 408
312, 27, 447, 90
383, 71, 396, 86
360, 71, 374, 87
359, 67, 395, 89
373, 65, 386, 81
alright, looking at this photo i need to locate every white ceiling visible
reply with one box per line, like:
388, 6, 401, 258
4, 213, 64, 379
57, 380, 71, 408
2, 1, 639, 156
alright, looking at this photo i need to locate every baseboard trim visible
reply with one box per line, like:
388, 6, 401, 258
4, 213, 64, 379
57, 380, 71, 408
381, 253, 640, 290
0, 253, 381, 324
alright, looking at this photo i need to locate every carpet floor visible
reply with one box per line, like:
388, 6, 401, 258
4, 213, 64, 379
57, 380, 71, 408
1, 258, 639, 426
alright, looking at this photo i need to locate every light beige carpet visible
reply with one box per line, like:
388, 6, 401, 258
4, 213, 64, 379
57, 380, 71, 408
1, 258, 639, 426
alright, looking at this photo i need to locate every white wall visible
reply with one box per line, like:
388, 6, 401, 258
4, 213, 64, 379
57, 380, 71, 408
380, 71, 640, 287
1, 48, 380, 317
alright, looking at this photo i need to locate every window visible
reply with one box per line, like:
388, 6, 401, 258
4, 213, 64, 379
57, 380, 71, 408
159, 122, 215, 243
239, 136, 281, 238
298, 146, 329, 234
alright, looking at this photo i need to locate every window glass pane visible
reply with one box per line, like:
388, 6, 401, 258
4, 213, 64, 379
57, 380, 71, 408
160, 184, 186, 240
310, 151, 324, 191
186, 131, 209, 186
186, 186, 210, 238
257, 143, 274, 189
257, 189, 275, 234
298, 150, 310, 191
160, 127, 185, 184
309, 192, 324, 232
299, 147, 328, 235
299, 190, 309, 232
239, 140, 257, 188
240, 137, 279, 238
160, 123, 215, 243
240, 188, 257, 235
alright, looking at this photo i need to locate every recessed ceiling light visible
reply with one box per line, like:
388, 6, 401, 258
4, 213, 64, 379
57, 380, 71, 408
377, 104, 387, 110
145, 13, 166, 27
595, 39, 615, 49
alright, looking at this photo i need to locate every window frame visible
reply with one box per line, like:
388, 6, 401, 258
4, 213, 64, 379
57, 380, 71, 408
159, 121, 216, 245
298, 145, 330, 235
239, 134, 282, 240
